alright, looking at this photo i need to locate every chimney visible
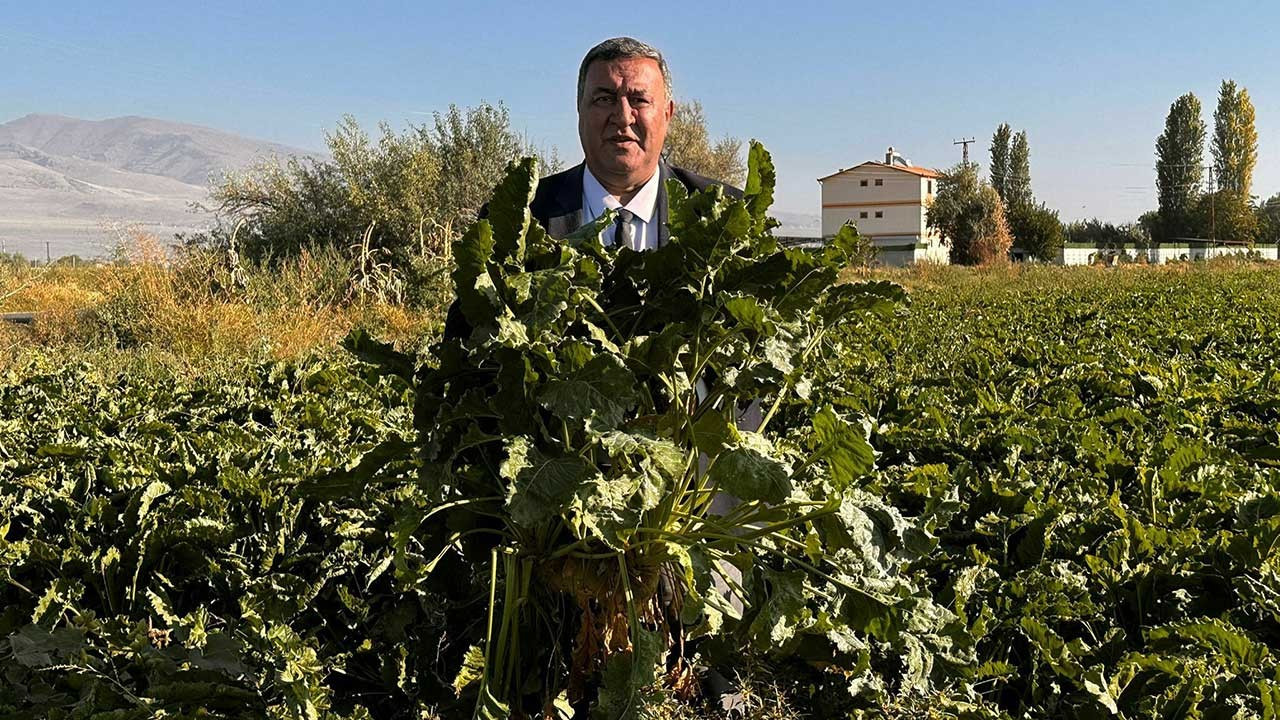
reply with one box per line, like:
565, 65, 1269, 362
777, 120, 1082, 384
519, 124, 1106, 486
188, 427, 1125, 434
886, 146, 894, 164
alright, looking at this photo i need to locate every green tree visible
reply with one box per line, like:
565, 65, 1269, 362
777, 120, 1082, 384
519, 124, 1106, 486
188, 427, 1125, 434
928, 162, 1013, 265
1258, 193, 1280, 245
207, 102, 554, 265
427, 103, 562, 234
662, 99, 745, 186
1064, 219, 1126, 249
320, 115, 442, 257
1007, 130, 1033, 209
1155, 93, 1206, 242
1212, 80, 1257, 198
1008, 203, 1064, 261
989, 123, 1012, 202
1138, 210, 1162, 245
1191, 190, 1259, 244
1125, 219, 1153, 250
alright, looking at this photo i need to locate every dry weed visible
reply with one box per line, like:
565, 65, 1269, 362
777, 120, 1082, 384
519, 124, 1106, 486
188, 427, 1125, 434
3, 228, 441, 369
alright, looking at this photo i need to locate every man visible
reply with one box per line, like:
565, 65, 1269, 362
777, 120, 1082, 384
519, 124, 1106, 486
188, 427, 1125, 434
529, 38, 757, 431
454, 38, 749, 711
551, 40, 753, 700
530, 36, 741, 246
446, 37, 741, 338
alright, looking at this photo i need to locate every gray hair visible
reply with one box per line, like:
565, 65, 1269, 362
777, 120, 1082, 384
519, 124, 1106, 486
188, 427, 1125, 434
576, 37, 673, 105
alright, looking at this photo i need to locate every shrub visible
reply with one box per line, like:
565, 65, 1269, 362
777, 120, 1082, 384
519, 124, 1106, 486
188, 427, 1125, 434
662, 100, 745, 187
1008, 203, 1064, 261
1064, 218, 1148, 250
198, 104, 560, 269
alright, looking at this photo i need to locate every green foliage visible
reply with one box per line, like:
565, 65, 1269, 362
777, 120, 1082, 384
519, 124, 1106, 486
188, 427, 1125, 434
1007, 130, 1032, 210
927, 163, 1012, 265
1258, 193, 1280, 245
988, 124, 1011, 203
430, 103, 561, 235
10, 261, 1280, 718
1137, 209, 1161, 246
0, 358, 434, 718
1156, 92, 1206, 241
1192, 190, 1260, 245
1212, 80, 1258, 198
1008, 203, 1063, 261
210, 115, 435, 264
818, 265, 1280, 718
829, 221, 879, 268
354, 144, 957, 716
1064, 218, 1148, 250
989, 124, 1031, 211
662, 100, 745, 187
205, 103, 558, 269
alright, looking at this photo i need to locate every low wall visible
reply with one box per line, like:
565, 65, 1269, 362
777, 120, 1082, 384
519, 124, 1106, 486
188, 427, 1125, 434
1060, 246, 1096, 265
874, 241, 950, 267
1058, 244, 1279, 265
915, 243, 949, 264
877, 249, 916, 266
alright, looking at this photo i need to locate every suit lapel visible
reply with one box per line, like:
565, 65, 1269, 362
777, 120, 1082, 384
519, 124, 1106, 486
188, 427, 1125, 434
546, 210, 583, 240
544, 164, 585, 239
656, 162, 672, 247
544, 163, 679, 244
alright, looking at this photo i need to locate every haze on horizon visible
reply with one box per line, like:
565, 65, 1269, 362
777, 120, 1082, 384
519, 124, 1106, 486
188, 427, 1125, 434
3, 0, 1279, 233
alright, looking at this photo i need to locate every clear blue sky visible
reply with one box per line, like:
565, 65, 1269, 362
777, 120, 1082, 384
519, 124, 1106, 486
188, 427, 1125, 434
3, 0, 1278, 222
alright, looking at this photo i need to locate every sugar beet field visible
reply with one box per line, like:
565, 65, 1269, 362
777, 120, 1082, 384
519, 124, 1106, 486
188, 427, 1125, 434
5, 164, 1280, 718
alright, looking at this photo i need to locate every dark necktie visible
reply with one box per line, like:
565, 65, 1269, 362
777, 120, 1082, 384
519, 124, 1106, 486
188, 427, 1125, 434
613, 208, 635, 249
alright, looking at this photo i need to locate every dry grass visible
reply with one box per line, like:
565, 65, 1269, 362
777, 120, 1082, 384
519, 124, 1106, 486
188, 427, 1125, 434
0, 230, 444, 373
8, 238, 1275, 376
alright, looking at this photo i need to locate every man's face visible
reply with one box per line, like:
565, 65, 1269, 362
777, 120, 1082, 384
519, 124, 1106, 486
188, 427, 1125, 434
578, 56, 673, 193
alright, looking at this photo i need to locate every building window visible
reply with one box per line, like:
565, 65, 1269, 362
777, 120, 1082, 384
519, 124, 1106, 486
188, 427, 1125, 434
860, 179, 868, 187
928, 180, 933, 193
859, 211, 868, 219
874, 211, 884, 218
874, 179, 883, 186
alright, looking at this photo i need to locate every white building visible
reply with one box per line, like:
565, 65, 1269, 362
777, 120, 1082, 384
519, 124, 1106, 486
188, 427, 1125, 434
818, 148, 949, 266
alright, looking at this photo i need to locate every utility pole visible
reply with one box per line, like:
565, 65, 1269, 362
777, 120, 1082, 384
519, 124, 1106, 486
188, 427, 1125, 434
45, 241, 50, 264
954, 137, 976, 165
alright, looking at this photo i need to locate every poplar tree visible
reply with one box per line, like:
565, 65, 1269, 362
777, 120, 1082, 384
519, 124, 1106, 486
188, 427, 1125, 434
989, 123, 1012, 202
1007, 130, 1033, 209
1212, 80, 1258, 198
1156, 93, 1206, 241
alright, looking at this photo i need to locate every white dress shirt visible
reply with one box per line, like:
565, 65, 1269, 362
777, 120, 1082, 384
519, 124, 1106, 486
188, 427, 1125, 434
582, 166, 661, 251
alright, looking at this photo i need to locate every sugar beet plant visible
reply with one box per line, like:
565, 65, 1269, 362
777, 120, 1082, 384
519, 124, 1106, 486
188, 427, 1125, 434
349, 143, 972, 717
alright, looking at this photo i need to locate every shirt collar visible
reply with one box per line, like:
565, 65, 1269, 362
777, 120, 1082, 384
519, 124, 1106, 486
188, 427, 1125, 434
582, 165, 661, 225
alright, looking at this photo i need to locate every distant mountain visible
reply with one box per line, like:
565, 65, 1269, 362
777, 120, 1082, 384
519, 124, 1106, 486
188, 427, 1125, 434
0, 114, 316, 258
0, 114, 311, 186
0, 113, 818, 259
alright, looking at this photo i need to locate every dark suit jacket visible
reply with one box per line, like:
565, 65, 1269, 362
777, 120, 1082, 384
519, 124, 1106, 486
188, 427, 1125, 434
531, 161, 743, 244
444, 162, 741, 339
